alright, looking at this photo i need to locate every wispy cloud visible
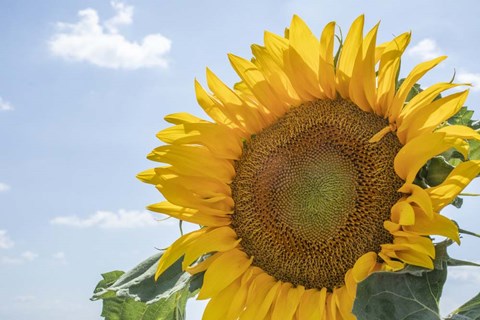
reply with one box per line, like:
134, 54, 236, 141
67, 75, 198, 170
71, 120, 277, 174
52, 251, 67, 265
0, 182, 11, 192
0, 251, 39, 265
21, 251, 39, 262
0, 97, 13, 111
448, 266, 480, 284
407, 38, 443, 60
49, 1, 171, 69
0, 230, 14, 249
457, 71, 480, 91
50, 209, 167, 229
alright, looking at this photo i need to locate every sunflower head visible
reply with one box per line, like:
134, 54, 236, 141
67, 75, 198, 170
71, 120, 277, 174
139, 14, 480, 319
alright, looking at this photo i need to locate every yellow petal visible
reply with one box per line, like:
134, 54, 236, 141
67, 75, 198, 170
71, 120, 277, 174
344, 269, 358, 300
318, 21, 336, 99
427, 160, 480, 211
296, 288, 327, 320
155, 175, 233, 215
396, 250, 433, 269
394, 132, 469, 184
164, 112, 208, 125
397, 82, 463, 127
393, 235, 435, 257
153, 166, 232, 196
349, 23, 379, 112
225, 268, 254, 319
182, 226, 240, 269
335, 286, 356, 320
202, 276, 242, 320
436, 125, 480, 141
148, 145, 235, 183
389, 56, 447, 122
198, 249, 253, 299
404, 206, 460, 243
398, 90, 469, 143
228, 54, 288, 117
194, 79, 241, 130
271, 283, 305, 320
390, 201, 415, 225
352, 251, 377, 283
147, 202, 231, 226
376, 32, 411, 116
240, 277, 279, 320
156, 227, 210, 279
157, 122, 242, 159
137, 168, 161, 185
378, 252, 405, 271
264, 31, 288, 66
252, 45, 302, 106
374, 41, 388, 63
206, 68, 272, 132
286, 15, 323, 99
336, 15, 364, 99
187, 252, 221, 274
399, 183, 434, 219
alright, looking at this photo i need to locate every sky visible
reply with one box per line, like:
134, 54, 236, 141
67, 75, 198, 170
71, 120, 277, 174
1, 0, 480, 319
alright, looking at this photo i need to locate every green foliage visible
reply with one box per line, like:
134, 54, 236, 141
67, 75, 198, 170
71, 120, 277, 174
447, 292, 480, 320
426, 157, 455, 187
91, 252, 203, 320
353, 243, 449, 320
469, 140, 480, 161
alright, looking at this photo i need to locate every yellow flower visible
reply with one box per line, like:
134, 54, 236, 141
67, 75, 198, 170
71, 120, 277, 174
138, 15, 480, 319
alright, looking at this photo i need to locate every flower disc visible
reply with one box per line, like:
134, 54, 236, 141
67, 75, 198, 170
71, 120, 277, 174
232, 99, 403, 289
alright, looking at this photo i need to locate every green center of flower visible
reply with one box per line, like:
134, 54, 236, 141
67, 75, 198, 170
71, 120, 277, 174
275, 146, 356, 243
231, 99, 403, 290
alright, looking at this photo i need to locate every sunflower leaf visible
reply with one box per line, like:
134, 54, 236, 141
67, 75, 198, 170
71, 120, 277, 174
447, 257, 480, 267
91, 252, 202, 320
446, 292, 480, 320
426, 157, 455, 187
459, 228, 480, 239
469, 140, 480, 161
448, 106, 475, 126
353, 243, 449, 320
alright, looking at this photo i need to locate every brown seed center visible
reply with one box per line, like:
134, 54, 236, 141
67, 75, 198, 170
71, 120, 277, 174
231, 99, 403, 290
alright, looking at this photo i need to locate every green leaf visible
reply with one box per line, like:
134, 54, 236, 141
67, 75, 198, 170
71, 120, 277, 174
426, 157, 454, 187
352, 243, 449, 320
459, 228, 480, 239
447, 292, 480, 320
448, 107, 475, 126
447, 257, 480, 267
91, 252, 204, 320
469, 140, 480, 161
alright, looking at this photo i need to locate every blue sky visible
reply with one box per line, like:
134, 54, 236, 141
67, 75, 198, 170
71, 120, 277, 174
1, 1, 480, 319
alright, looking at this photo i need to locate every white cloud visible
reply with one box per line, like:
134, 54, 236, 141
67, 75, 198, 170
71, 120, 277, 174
0, 256, 23, 265
448, 266, 480, 284
0, 97, 13, 111
49, 1, 171, 69
407, 38, 443, 60
457, 71, 480, 91
0, 250, 38, 266
0, 182, 11, 192
21, 251, 39, 262
104, 1, 133, 33
50, 209, 166, 229
0, 230, 14, 249
52, 251, 67, 265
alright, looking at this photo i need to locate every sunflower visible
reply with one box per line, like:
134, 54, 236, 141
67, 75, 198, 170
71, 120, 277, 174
138, 15, 480, 319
